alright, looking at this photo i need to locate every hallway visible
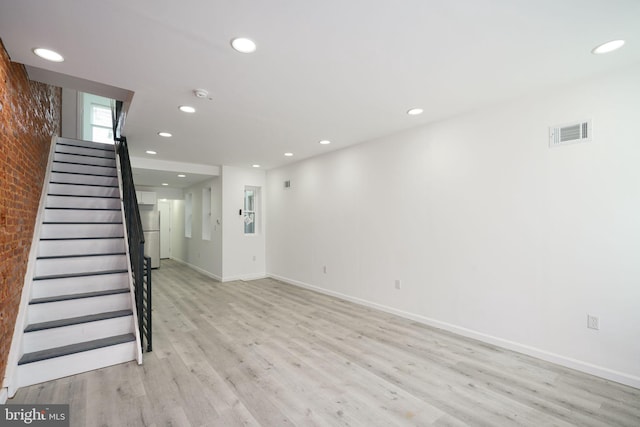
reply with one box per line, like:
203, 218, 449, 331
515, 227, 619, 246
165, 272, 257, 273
10, 260, 640, 426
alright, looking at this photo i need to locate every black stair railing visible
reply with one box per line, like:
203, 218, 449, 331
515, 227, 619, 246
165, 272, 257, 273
112, 102, 152, 352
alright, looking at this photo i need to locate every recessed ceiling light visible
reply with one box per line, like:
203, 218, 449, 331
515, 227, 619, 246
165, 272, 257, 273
231, 37, 257, 54
407, 108, 424, 116
284, 152, 293, 157
179, 105, 196, 113
319, 140, 331, 145
591, 40, 625, 55
33, 48, 64, 62
162, 183, 169, 186
145, 150, 157, 155
252, 164, 261, 168
158, 132, 172, 138
177, 174, 186, 178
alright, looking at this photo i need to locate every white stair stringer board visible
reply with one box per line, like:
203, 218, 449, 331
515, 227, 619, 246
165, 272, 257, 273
23, 315, 134, 353
37, 237, 126, 257
35, 254, 128, 277
16, 340, 136, 389
31, 272, 129, 299
28, 293, 131, 324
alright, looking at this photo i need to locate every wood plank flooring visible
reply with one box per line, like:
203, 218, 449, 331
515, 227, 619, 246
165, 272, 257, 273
10, 259, 640, 426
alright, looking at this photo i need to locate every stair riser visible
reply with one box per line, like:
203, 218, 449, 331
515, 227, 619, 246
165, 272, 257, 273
56, 144, 115, 159
31, 272, 129, 299
50, 172, 118, 187
53, 152, 116, 168
48, 183, 120, 198
52, 162, 116, 176
16, 341, 136, 389
28, 294, 131, 324
35, 254, 128, 277
45, 196, 120, 210
23, 316, 134, 353
43, 209, 122, 224
40, 223, 124, 239
38, 238, 125, 258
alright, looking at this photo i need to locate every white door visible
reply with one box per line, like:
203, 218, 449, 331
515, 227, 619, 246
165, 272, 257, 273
158, 200, 171, 259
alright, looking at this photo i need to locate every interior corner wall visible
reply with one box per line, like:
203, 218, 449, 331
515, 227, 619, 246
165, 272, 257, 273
221, 165, 266, 281
265, 62, 640, 388
180, 178, 222, 280
0, 40, 61, 384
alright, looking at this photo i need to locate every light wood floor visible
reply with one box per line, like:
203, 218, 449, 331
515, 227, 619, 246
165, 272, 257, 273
10, 259, 640, 426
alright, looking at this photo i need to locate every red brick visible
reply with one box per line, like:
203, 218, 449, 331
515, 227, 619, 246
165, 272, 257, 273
0, 38, 61, 380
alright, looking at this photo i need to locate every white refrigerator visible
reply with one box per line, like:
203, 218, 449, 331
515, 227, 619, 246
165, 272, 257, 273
140, 211, 161, 269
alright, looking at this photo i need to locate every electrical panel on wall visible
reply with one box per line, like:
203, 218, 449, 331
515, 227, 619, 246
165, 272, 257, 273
549, 120, 591, 148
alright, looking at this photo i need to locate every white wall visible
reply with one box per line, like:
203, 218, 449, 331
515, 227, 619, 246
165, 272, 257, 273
60, 88, 79, 139
177, 178, 223, 279
136, 185, 184, 201
221, 166, 266, 281
169, 199, 187, 263
266, 63, 640, 388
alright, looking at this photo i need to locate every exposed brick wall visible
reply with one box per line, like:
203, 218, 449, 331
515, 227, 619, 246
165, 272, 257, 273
0, 39, 61, 382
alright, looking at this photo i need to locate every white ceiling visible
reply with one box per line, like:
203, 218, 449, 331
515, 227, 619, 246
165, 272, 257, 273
1, 0, 640, 181
132, 169, 214, 189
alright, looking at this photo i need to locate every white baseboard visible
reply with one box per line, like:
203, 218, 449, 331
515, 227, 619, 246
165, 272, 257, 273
170, 258, 266, 283
171, 258, 222, 282
268, 273, 640, 390
221, 273, 267, 282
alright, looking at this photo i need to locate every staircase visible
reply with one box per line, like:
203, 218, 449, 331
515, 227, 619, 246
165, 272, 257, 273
15, 137, 138, 388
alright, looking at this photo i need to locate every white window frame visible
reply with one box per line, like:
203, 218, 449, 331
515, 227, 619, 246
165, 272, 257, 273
244, 186, 260, 235
90, 103, 113, 144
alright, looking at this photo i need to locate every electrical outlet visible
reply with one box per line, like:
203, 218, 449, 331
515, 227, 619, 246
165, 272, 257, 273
395, 279, 401, 290
252, 255, 256, 261
323, 265, 327, 274
587, 315, 599, 330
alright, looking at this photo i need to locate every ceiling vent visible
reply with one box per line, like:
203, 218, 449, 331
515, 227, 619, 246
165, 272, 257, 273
549, 120, 591, 147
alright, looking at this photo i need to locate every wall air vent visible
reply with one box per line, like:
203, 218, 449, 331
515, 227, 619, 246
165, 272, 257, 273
549, 120, 591, 147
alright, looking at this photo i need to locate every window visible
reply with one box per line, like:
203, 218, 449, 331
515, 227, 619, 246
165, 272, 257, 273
90, 103, 113, 144
244, 186, 260, 234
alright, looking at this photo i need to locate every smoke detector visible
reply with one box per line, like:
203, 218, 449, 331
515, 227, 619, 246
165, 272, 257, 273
194, 89, 209, 98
